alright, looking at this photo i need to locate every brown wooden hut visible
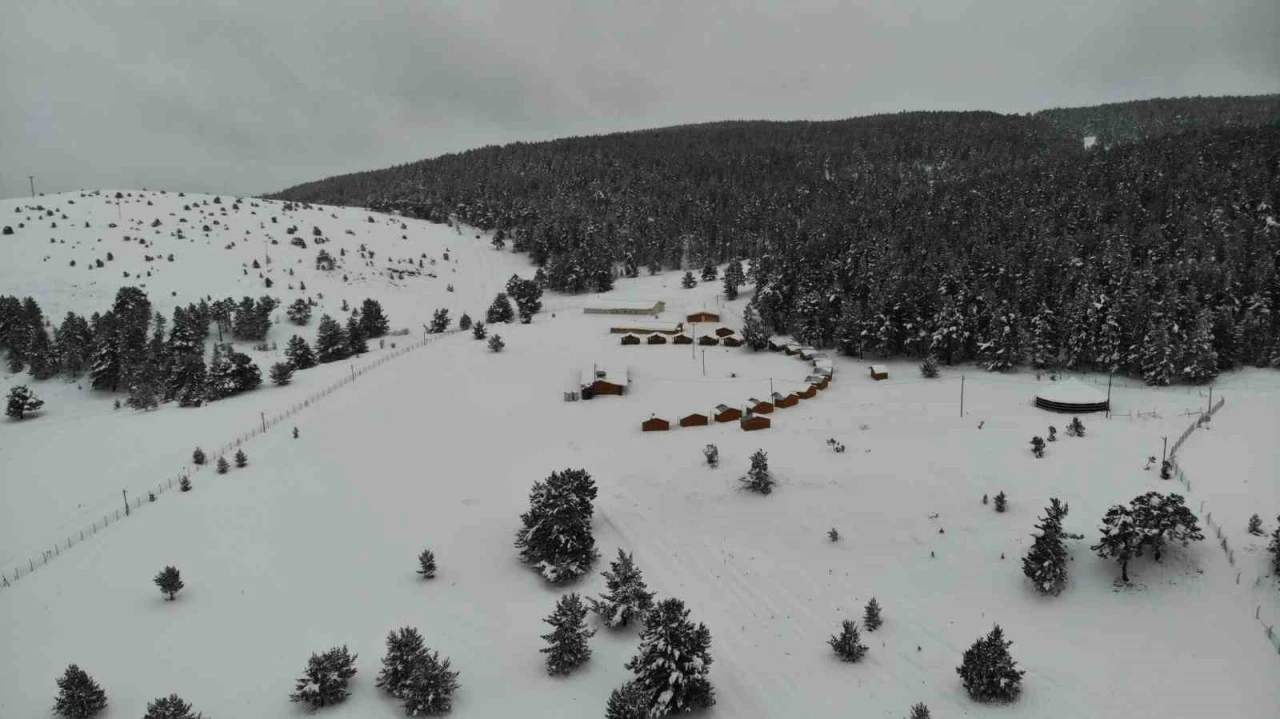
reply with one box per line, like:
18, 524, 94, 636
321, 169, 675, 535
680, 412, 709, 427
698, 335, 720, 346
797, 385, 817, 399
870, 364, 889, 380
673, 333, 693, 345
740, 414, 771, 431
686, 310, 720, 323
641, 416, 670, 432
772, 391, 798, 408
767, 338, 787, 352
721, 335, 743, 347
714, 404, 742, 422
748, 397, 774, 414
620, 334, 641, 346
646, 333, 668, 345
714, 327, 735, 338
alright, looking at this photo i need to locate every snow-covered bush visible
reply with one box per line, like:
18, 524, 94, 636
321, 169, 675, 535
740, 449, 773, 494
863, 598, 883, 631
828, 619, 867, 662
956, 625, 1024, 702
53, 664, 107, 718
153, 566, 184, 600
417, 549, 436, 579
289, 646, 357, 710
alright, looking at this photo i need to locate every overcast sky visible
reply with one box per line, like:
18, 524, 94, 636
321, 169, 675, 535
2, 0, 1277, 200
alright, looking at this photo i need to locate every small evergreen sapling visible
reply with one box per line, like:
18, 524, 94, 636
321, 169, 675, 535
908, 702, 931, 719
740, 449, 774, 494
828, 528, 840, 542
234, 449, 248, 468
293, 426, 299, 439
1023, 498, 1070, 595
375, 627, 426, 698
458, 313, 472, 331
994, 491, 1007, 513
429, 308, 450, 333
957, 624, 1024, 702
1066, 417, 1085, 437
154, 565, 184, 600
179, 476, 192, 492
143, 694, 201, 719
828, 620, 867, 662
192, 447, 206, 465
290, 645, 357, 710
1047, 425, 1057, 442
472, 321, 487, 340
216, 456, 229, 474
920, 356, 940, 378
681, 270, 697, 289
53, 664, 107, 719
1247, 514, 1263, 536
863, 597, 883, 631
270, 361, 294, 386
590, 549, 655, 628
417, 549, 436, 579
1030, 436, 1045, 458
541, 593, 596, 675
400, 649, 459, 716
5, 385, 44, 419
703, 443, 719, 467
488, 334, 504, 352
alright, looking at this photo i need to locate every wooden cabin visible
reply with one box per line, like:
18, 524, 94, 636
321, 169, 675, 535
772, 391, 798, 408
583, 368, 628, 397
721, 335, 743, 347
797, 385, 817, 399
798, 347, 819, 360
767, 338, 787, 352
673, 333, 693, 345
870, 364, 889, 381
686, 310, 720, 323
620, 334, 641, 346
740, 414, 771, 431
698, 335, 720, 346
714, 404, 742, 423
748, 397, 774, 414
680, 412, 709, 427
805, 375, 829, 390
641, 416, 670, 432
646, 333, 668, 345
783, 343, 804, 355
714, 327, 735, 338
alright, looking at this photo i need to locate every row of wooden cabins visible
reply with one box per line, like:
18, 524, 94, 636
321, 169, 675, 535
641, 377, 833, 433
620, 326, 742, 347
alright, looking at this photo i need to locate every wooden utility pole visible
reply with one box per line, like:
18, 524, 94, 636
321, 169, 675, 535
260, 411, 267, 433
1161, 436, 1168, 464
28, 175, 35, 197
960, 375, 965, 417
1106, 372, 1113, 419
122, 489, 129, 517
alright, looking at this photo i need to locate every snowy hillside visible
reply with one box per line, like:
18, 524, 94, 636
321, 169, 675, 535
4, 191, 1280, 718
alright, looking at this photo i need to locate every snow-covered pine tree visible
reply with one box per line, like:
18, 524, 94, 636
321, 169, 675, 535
417, 549, 436, 579
179, 476, 191, 492
740, 449, 773, 494
375, 626, 427, 698
1139, 316, 1176, 386
154, 565, 184, 600
977, 301, 1022, 371
1270, 519, 1280, 576
285, 335, 317, 369
590, 549, 655, 629
1023, 498, 1070, 595
458, 313, 472, 331
994, 491, 1007, 512
290, 646, 357, 710
907, 702, 931, 719
1180, 308, 1219, 383
216, 456, 230, 474
541, 593, 596, 675
515, 469, 599, 583
142, 693, 201, 719
486, 293, 514, 324
624, 598, 715, 714
1066, 417, 1085, 437
345, 315, 368, 356
488, 334, 504, 352
681, 270, 697, 289
701, 264, 718, 281
429, 308, 451, 333
920, 355, 940, 378
604, 681, 649, 719
956, 624, 1024, 702
703, 443, 719, 467
234, 449, 248, 468
286, 298, 312, 326
1129, 492, 1203, 562
863, 598, 883, 631
192, 447, 206, 465
740, 303, 770, 350
142, 693, 200, 719
6, 385, 44, 419
1092, 504, 1143, 582
270, 361, 294, 386
1026, 302, 1058, 369
53, 664, 107, 719
313, 315, 348, 363
358, 298, 390, 337
399, 649, 459, 716
1248, 514, 1263, 536
1030, 436, 1045, 458
828, 619, 867, 662
472, 321, 487, 340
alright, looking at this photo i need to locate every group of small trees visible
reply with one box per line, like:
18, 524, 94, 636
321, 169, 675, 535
53, 665, 208, 719
828, 598, 882, 663
505, 274, 544, 323
374, 628, 460, 716
1092, 492, 1202, 582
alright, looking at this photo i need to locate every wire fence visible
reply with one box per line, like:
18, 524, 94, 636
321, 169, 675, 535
0, 329, 460, 592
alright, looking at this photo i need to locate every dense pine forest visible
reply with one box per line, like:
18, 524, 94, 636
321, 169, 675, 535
274, 95, 1280, 384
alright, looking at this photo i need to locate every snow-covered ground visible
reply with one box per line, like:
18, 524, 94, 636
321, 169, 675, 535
3, 191, 1279, 718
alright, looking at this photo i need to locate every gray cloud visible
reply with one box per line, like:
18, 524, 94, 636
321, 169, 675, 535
2, 0, 1276, 199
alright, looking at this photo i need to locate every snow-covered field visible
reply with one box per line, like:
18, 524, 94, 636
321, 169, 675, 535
3, 191, 1279, 718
